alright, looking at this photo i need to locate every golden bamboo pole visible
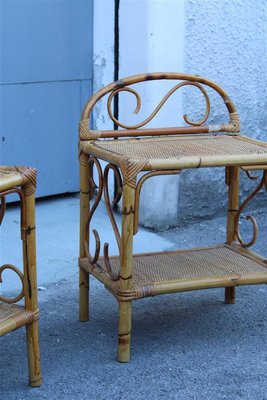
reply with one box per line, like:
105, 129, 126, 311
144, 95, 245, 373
0, 169, 22, 191
117, 183, 135, 362
148, 153, 267, 170
225, 166, 240, 304
79, 152, 90, 321
22, 186, 42, 386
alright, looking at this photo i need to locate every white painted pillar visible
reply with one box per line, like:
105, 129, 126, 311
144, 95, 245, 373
92, 0, 114, 130
120, 0, 185, 229
93, 0, 185, 229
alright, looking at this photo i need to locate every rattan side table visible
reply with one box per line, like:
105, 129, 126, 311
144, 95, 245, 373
78, 73, 267, 362
0, 166, 42, 386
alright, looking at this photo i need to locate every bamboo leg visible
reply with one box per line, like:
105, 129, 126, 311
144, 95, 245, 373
117, 183, 135, 362
117, 302, 132, 362
79, 152, 90, 321
225, 287, 235, 304
26, 322, 42, 387
225, 166, 240, 304
22, 190, 42, 387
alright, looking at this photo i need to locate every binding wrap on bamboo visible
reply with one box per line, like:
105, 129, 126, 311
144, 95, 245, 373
79, 119, 101, 140
120, 159, 150, 188
209, 112, 240, 134
117, 286, 155, 302
12, 307, 40, 323
83, 157, 121, 281
15, 166, 37, 196
79, 151, 89, 166
79, 72, 240, 140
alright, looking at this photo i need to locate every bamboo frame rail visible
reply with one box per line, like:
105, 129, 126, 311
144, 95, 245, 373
0, 166, 42, 386
79, 72, 240, 140
79, 73, 267, 362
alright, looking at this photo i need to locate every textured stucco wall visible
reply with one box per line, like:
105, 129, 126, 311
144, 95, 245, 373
178, 0, 267, 223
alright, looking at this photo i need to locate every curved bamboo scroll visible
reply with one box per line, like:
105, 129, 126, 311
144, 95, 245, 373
102, 163, 123, 280
234, 170, 267, 248
80, 72, 239, 140
84, 157, 103, 263
0, 264, 25, 303
85, 159, 120, 281
103, 163, 122, 250
133, 170, 181, 234
107, 81, 210, 130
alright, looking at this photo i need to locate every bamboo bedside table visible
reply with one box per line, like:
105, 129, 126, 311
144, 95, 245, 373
78, 73, 267, 362
0, 166, 42, 386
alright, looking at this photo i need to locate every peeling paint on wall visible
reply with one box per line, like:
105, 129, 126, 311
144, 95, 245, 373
92, 56, 107, 129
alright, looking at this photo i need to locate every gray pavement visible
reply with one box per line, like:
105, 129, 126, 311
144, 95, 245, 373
1, 195, 267, 399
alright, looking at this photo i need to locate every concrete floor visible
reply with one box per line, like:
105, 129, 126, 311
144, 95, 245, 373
1, 195, 267, 399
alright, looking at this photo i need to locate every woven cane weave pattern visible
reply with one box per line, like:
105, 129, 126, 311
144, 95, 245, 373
93, 136, 267, 160
0, 303, 35, 334
98, 246, 267, 287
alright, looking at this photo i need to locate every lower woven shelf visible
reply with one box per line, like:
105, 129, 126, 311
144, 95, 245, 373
80, 244, 267, 300
0, 303, 36, 336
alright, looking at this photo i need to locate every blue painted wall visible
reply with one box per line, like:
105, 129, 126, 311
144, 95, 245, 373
0, 0, 93, 197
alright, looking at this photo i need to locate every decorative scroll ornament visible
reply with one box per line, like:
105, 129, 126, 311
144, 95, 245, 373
0, 264, 25, 303
84, 157, 103, 263
84, 158, 121, 281
234, 170, 267, 248
103, 163, 122, 249
107, 81, 211, 129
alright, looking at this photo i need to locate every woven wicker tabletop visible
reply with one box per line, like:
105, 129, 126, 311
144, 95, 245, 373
95, 244, 267, 299
81, 134, 267, 170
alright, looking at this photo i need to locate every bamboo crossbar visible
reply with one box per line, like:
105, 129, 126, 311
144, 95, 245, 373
81, 125, 210, 139
148, 153, 267, 170
0, 169, 22, 191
